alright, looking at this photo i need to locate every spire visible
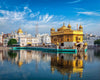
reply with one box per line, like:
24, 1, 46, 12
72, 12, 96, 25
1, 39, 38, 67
63, 22, 65, 26
77, 24, 78, 30
36, 22, 38, 36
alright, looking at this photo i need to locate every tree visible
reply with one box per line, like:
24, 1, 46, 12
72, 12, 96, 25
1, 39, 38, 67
8, 39, 17, 46
94, 39, 100, 44
8, 50, 17, 59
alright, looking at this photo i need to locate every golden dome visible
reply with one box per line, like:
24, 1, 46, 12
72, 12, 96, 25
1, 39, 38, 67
58, 23, 68, 31
84, 42, 88, 46
17, 28, 23, 34
68, 24, 71, 28
74, 43, 77, 46
79, 25, 83, 29
51, 28, 55, 31
18, 61, 23, 67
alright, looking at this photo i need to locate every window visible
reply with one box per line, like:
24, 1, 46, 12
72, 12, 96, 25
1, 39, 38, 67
54, 38, 57, 41
61, 43, 64, 46
61, 38, 63, 41
67, 39, 69, 41
76, 37, 78, 40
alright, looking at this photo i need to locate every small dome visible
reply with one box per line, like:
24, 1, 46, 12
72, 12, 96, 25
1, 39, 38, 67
68, 24, 71, 28
17, 28, 23, 34
79, 25, 83, 29
74, 43, 77, 46
84, 42, 88, 46
51, 28, 55, 31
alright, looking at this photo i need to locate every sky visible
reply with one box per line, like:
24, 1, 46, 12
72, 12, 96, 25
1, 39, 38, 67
0, 0, 100, 35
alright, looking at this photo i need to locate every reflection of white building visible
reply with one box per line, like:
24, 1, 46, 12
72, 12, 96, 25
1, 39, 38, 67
87, 49, 95, 62
0, 32, 3, 46
9, 28, 39, 46
0, 50, 52, 67
0, 50, 3, 62
36, 34, 51, 44
83, 40, 94, 46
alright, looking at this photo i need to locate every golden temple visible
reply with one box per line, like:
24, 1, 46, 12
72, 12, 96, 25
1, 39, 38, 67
51, 23, 84, 48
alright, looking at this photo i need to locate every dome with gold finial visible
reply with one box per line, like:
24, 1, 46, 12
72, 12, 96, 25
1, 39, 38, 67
51, 28, 55, 31
84, 42, 88, 46
79, 25, 83, 29
57, 23, 68, 31
74, 43, 77, 46
17, 28, 23, 34
68, 24, 71, 28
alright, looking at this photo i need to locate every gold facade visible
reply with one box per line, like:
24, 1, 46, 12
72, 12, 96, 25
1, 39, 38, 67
51, 23, 83, 45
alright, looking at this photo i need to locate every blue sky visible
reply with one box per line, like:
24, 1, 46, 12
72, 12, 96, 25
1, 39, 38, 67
0, 0, 100, 35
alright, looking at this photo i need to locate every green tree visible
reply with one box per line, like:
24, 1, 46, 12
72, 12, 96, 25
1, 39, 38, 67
94, 39, 100, 44
8, 39, 17, 46
8, 50, 17, 59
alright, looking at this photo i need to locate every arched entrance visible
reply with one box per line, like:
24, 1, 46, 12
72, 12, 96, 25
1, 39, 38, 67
27, 42, 32, 46
77, 44, 81, 48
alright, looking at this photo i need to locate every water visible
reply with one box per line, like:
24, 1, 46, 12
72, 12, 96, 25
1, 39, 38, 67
0, 49, 100, 80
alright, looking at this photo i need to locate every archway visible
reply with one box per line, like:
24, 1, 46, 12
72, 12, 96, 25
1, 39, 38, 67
77, 44, 81, 48
27, 44, 32, 46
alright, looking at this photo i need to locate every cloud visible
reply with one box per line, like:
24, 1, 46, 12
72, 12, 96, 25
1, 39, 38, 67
0, 6, 100, 35
68, 0, 82, 4
77, 11, 100, 16
0, 10, 25, 21
0, 6, 55, 34
30, 11, 40, 18
24, 6, 32, 13
42, 14, 53, 23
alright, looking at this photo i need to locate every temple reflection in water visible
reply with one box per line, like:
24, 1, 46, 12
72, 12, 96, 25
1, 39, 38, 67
0, 49, 88, 80
51, 52, 88, 80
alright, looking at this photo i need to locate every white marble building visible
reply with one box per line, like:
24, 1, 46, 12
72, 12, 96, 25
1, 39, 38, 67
2, 28, 51, 47
36, 34, 51, 44
83, 34, 100, 46
12, 28, 39, 46
3, 28, 39, 47
0, 34, 2, 44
